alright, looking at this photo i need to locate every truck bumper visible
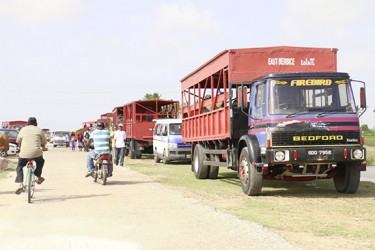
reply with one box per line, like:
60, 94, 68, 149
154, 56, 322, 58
266, 146, 366, 166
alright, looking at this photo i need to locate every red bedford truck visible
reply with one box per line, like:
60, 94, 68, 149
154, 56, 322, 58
181, 46, 367, 195
114, 100, 179, 159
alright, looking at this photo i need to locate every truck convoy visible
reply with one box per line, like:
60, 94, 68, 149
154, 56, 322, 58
181, 46, 367, 195
113, 100, 179, 159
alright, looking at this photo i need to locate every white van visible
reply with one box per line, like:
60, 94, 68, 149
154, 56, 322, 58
51, 131, 69, 147
153, 119, 191, 164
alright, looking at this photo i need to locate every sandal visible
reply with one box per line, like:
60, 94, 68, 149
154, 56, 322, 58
36, 177, 45, 185
15, 187, 24, 195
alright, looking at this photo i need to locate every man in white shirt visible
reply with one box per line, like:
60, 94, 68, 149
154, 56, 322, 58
113, 123, 126, 166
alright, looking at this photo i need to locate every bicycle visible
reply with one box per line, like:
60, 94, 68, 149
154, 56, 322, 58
23, 160, 36, 203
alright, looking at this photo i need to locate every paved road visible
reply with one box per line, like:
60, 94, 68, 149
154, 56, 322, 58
0, 147, 298, 250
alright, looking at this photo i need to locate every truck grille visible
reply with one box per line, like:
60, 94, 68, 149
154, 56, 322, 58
271, 130, 360, 146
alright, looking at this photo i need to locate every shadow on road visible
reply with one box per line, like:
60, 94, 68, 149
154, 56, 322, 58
105, 180, 156, 186
34, 193, 111, 203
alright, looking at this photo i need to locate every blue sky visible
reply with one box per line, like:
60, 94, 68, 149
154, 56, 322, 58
0, 0, 374, 130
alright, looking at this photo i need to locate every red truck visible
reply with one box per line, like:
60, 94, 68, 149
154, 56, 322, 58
181, 46, 367, 195
113, 100, 179, 159
2, 120, 28, 130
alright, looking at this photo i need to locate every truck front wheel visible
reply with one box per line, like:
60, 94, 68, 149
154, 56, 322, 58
333, 162, 361, 194
239, 147, 262, 196
192, 144, 209, 179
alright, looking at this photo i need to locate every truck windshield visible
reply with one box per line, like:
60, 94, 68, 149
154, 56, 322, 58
269, 78, 356, 115
169, 123, 182, 135
54, 131, 69, 137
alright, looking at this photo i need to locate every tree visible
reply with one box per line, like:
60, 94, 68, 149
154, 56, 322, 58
143, 93, 161, 100
362, 124, 369, 131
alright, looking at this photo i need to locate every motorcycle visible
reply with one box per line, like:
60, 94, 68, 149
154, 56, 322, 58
92, 153, 111, 185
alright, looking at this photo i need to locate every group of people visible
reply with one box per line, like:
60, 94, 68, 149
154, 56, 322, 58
64, 128, 91, 152
14, 117, 127, 195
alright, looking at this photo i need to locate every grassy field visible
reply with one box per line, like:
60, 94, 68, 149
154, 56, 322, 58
126, 155, 375, 249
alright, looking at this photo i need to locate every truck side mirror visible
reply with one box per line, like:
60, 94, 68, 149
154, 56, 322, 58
237, 86, 248, 108
360, 87, 366, 109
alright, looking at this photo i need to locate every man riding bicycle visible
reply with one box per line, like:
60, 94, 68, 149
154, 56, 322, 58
85, 121, 113, 177
15, 117, 47, 195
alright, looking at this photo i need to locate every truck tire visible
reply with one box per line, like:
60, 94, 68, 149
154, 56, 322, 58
154, 150, 161, 163
129, 141, 136, 159
239, 147, 262, 196
163, 149, 170, 164
333, 162, 361, 194
136, 152, 142, 159
192, 144, 209, 179
208, 155, 219, 179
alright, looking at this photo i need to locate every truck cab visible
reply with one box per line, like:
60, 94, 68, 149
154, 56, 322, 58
236, 72, 366, 195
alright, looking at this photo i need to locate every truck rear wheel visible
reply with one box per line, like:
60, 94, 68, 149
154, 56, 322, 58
129, 141, 136, 159
239, 147, 262, 196
192, 144, 209, 179
208, 155, 219, 179
333, 162, 361, 194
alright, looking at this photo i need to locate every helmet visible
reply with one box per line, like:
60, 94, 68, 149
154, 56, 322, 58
96, 122, 105, 129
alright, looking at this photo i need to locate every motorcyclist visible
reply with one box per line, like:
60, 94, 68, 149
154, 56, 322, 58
85, 121, 113, 177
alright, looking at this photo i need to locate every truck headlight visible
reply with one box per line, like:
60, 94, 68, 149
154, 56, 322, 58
169, 143, 177, 149
275, 151, 285, 161
352, 149, 363, 159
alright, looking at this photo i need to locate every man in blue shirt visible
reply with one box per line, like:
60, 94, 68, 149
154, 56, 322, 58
85, 121, 113, 177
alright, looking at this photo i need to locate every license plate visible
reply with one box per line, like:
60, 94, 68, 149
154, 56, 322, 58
306, 149, 333, 160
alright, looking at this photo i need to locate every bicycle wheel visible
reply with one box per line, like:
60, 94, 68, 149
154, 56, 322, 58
27, 168, 34, 203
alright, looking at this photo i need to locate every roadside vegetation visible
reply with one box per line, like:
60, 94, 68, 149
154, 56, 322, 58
363, 126, 375, 165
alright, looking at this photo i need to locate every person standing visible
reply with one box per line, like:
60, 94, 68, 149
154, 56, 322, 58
15, 117, 47, 194
76, 133, 83, 151
65, 132, 70, 148
83, 127, 91, 152
110, 125, 117, 156
70, 132, 76, 151
114, 123, 126, 166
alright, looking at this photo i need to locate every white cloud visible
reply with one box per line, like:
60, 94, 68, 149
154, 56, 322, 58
0, 0, 87, 26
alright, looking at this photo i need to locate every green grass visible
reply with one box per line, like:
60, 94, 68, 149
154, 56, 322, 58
365, 135, 375, 147
365, 135, 375, 165
127, 156, 375, 247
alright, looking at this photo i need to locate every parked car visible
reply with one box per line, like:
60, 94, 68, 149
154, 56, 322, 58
7, 143, 18, 156
0, 128, 19, 145
51, 131, 69, 147
0, 129, 20, 156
